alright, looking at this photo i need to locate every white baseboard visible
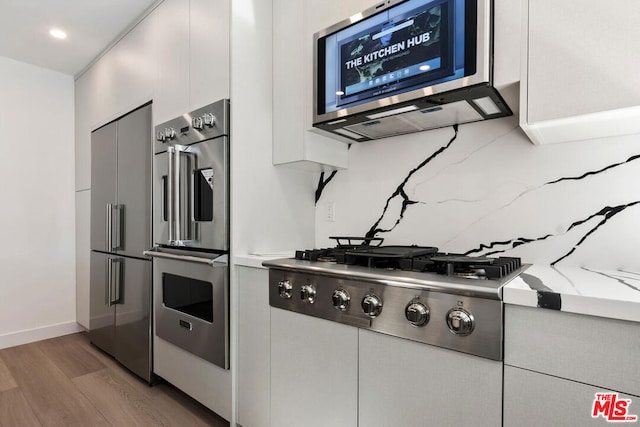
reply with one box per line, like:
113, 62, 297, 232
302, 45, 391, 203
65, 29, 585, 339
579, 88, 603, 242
0, 321, 86, 350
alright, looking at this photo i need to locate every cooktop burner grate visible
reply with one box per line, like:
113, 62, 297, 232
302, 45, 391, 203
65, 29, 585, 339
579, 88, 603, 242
402, 254, 522, 279
294, 237, 521, 280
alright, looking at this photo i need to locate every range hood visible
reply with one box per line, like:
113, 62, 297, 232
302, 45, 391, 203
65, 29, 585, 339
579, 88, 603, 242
311, 0, 511, 143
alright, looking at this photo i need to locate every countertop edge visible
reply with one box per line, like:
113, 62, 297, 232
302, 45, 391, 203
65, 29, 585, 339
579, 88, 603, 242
233, 253, 294, 269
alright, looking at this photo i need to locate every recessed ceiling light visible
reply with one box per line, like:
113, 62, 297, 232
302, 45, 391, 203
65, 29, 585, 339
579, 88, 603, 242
49, 29, 67, 40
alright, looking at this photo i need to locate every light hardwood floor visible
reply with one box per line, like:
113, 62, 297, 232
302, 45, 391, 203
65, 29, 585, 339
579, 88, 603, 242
0, 333, 229, 427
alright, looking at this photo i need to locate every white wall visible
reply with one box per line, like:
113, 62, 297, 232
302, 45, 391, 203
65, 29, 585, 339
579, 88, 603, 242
0, 56, 80, 348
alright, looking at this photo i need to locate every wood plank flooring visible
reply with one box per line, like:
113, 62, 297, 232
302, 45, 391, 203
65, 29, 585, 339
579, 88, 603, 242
0, 333, 229, 427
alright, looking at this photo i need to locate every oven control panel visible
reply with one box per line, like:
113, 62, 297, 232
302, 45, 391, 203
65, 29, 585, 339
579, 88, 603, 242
268, 268, 503, 360
154, 99, 229, 154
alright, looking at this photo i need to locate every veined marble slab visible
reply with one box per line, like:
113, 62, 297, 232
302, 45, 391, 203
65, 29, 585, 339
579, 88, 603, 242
504, 264, 640, 323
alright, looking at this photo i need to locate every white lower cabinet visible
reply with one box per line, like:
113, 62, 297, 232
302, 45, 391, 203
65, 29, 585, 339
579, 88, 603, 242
504, 366, 639, 427
358, 330, 503, 426
269, 309, 502, 427
270, 308, 358, 427
504, 305, 640, 427
237, 267, 271, 427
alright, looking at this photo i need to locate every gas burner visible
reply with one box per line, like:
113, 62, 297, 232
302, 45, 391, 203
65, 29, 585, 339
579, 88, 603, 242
453, 269, 486, 280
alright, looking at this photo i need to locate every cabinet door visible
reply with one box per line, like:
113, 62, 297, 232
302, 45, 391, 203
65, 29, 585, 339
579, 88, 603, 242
526, 0, 640, 123
89, 251, 116, 355
237, 267, 271, 427
270, 308, 358, 427
359, 330, 502, 426
505, 305, 640, 397
90, 122, 117, 252
190, 0, 230, 109
504, 365, 640, 427
116, 104, 152, 258
155, 0, 190, 124
114, 257, 152, 382
271, 0, 349, 169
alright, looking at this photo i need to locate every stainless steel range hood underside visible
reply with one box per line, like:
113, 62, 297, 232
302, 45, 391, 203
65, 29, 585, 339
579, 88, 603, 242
312, 83, 512, 142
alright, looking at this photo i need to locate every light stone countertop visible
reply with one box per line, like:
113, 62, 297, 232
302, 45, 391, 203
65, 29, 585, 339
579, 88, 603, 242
233, 252, 295, 269
503, 264, 640, 323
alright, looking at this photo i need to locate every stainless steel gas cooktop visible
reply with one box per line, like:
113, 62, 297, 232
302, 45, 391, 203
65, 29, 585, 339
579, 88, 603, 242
263, 237, 529, 360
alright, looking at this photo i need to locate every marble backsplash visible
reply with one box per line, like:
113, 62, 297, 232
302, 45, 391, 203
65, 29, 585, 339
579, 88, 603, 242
315, 115, 640, 271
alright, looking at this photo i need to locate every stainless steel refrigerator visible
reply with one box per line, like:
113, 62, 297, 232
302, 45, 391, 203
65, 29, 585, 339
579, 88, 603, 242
89, 103, 153, 383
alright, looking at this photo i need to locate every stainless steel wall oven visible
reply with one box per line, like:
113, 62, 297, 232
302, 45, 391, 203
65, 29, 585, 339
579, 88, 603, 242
149, 249, 229, 368
153, 101, 229, 251
145, 99, 230, 370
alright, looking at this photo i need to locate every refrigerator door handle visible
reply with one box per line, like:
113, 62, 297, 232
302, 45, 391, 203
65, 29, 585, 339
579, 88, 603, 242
113, 205, 124, 250
106, 203, 113, 251
111, 258, 122, 305
106, 257, 113, 307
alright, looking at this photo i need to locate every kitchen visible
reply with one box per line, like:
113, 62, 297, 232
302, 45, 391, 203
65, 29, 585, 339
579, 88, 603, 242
1, 0, 639, 426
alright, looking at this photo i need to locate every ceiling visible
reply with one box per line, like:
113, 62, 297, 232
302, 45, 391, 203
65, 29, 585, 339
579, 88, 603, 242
0, 0, 161, 76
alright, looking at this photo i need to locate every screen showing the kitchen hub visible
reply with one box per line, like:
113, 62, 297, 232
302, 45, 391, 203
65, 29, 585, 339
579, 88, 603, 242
318, 0, 473, 115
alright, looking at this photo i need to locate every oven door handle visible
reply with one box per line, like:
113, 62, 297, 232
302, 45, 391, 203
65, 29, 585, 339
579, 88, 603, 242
143, 249, 228, 267
168, 145, 195, 244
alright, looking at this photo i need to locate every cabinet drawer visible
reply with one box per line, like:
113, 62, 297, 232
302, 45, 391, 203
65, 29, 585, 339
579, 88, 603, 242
505, 305, 640, 396
504, 366, 639, 427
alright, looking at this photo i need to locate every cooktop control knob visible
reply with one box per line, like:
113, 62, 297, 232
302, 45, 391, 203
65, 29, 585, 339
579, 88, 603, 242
331, 289, 350, 311
202, 113, 216, 128
192, 116, 204, 130
156, 130, 166, 142
446, 308, 474, 336
300, 284, 316, 304
362, 294, 383, 317
164, 127, 176, 140
405, 302, 430, 326
277, 280, 293, 299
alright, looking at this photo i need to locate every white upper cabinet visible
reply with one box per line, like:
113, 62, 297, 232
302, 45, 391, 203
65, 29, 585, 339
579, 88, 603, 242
155, 0, 231, 125
75, 10, 157, 192
190, 0, 230, 110
155, 0, 190, 125
272, 0, 350, 171
520, 0, 640, 145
